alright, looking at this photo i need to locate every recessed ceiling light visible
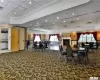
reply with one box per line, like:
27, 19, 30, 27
64, 20, 66, 23
72, 13, 74, 15
29, 2, 32, 4
1, 0, 4, 2
57, 17, 59, 19
77, 18, 79, 20
53, 23, 55, 24
45, 20, 47, 22
14, 12, 16, 14
45, 25, 46, 26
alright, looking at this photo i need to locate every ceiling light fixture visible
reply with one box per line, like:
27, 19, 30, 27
57, 17, 59, 19
53, 23, 55, 24
1, 0, 4, 2
72, 13, 74, 15
45, 20, 47, 22
29, 2, 32, 4
64, 20, 66, 23
45, 25, 46, 26
14, 12, 16, 14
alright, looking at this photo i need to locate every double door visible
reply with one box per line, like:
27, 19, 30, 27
11, 27, 26, 52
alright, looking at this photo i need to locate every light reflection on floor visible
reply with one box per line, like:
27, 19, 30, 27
49, 42, 59, 50
49, 46, 59, 50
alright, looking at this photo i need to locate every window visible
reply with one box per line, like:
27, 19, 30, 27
78, 34, 96, 42
34, 35, 41, 42
50, 35, 59, 42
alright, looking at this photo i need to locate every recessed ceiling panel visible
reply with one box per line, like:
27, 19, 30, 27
0, 0, 9, 7
21, 3, 31, 9
10, 0, 23, 5
17, 6, 26, 11
33, 0, 48, 6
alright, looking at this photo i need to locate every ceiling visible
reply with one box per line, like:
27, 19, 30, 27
25, 0, 100, 34
1, 0, 100, 34
0, 0, 54, 17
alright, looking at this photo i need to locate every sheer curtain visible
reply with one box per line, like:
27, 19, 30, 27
78, 34, 96, 42
50, 35, 59, 42
78, 34, 83, 42
34, 35, 41, 42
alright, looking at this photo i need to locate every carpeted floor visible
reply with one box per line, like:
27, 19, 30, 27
0, 50, 100, 80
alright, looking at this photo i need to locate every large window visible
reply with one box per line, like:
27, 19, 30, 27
50, 35, 59, 42
34, 35, 41, 42
78, 34, 96, 42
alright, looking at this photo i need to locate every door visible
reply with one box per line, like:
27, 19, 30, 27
11, 28, 19, 52
19, 28, 25, 50
63, 39, 70, 45
62, 37, 71, 46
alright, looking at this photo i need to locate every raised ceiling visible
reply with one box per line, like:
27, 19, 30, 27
0, 0, 90, 24
1, 0, 100, 34
0, 0, 54, 17
25, 0, 100, 34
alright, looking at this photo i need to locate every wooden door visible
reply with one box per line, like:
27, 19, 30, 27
11, 28, 19, 52
19, 28, 25, 50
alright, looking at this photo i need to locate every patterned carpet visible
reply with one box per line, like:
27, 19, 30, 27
0, 50, 100, 80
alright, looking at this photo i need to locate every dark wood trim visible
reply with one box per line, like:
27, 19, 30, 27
71, 40, 77, 41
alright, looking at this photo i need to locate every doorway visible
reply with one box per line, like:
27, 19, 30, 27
62, 37, 71, 46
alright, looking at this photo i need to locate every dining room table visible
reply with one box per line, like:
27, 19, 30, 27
72, 47, 88, 64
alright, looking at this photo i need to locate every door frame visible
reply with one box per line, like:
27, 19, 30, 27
62, 37, 71, 46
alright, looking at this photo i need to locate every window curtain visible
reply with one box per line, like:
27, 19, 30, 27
85, 32, 97, 41
38, 34, 41, 40
49, 34, 53, 40
56, 34, 59, 40
92, 32, 97, 41
77, 32, 97, 41
77, 33, 82, 41
33, 34, 36, 41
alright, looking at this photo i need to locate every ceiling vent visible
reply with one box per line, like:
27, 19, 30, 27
64, 25, 67, 27
87, 21, 92, 24
70, 21, 75, 23
77, 26, 80, 27
0, 6, 3, 11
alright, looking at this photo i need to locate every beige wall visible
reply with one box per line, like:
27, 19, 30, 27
97, 31, 100, 41
41, 34, 46, 40
62, 32, 77, 41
